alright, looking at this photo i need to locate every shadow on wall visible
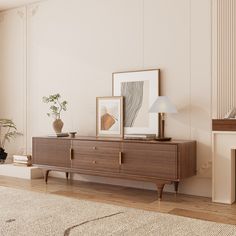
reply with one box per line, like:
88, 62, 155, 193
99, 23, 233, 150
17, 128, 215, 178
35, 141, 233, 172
195, 141, 212, 178
166, 104, 212, 179
173, 104, 211, 131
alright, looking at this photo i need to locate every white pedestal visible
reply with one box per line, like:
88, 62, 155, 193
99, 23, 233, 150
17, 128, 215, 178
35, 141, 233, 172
0, 164, 43, 179
212, 132, 236, 204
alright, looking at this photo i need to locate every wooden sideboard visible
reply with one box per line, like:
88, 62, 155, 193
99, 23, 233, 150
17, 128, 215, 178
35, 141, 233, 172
32, 136, 196, 200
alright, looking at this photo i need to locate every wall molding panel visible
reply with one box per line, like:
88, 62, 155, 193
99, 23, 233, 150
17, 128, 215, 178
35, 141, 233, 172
212, 0, 236, 118
0, 8, 27, 158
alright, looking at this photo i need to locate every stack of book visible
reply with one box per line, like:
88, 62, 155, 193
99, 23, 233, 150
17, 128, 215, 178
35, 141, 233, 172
124, 134, 156, 140
48, 133, 69, 137
13, 155, 32, 167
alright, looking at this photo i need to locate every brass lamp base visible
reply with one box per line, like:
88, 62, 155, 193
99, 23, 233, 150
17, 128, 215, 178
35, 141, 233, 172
155, 137, 172, 141
157, 113, 172, 141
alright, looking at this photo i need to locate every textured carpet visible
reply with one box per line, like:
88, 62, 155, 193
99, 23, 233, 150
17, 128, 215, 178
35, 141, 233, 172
0, 186, 236, 236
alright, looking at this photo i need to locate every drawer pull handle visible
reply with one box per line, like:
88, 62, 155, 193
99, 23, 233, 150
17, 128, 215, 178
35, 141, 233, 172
93, 146, 97, 150
119, 152, 122, 165
92, 160, 96, 164
70, 148, 74, 160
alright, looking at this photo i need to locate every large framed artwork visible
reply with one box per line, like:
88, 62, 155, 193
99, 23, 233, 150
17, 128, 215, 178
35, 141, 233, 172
96, 96, 123, 138
112, 69, 160, 134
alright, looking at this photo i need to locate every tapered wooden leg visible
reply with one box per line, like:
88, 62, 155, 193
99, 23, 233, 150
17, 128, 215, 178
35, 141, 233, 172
156, 183, 165, 200
44, 170, 50, 184
66, 172, 69, 180
174, 182, 179, 194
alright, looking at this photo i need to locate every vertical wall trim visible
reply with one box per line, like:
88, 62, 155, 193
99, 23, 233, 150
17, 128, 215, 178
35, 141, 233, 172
142, 0, 144, 69
212, 0, 236, 119
14, 8, 27, 154
25, 4, 39, 153
189, 0, 192, 139
210, 0, 213, 124
25, 6, 28, 153
23, 7, 27, 154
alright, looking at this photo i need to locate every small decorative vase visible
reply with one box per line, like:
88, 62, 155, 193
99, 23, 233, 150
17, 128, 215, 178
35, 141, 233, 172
0, 148, 7, 164
53, 119, 64, 134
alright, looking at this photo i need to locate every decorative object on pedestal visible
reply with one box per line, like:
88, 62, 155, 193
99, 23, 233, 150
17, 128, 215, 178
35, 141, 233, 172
42, 94, 68, 134
149, 96, 177, 141
0, 119, 21, 163
112, 69, 160, 135
224, 107, 236, 119
96, 96, 123, 138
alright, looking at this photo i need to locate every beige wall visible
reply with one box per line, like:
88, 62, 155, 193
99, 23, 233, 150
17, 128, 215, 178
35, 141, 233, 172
0, 0, 212, 197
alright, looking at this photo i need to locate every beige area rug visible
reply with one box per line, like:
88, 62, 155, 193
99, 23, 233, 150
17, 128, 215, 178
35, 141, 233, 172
0, 187, 236, 236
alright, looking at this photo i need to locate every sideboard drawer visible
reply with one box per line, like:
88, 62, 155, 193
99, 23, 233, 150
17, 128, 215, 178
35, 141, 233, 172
71, 140, 120, 172
121, 143, 178, 180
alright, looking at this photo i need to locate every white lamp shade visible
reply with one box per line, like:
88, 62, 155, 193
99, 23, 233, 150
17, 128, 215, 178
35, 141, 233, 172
149, 96, 177, 113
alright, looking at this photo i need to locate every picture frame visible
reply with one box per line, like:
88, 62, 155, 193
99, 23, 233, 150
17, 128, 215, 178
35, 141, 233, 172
96, 96, 123, 138
112, 69, 160, 135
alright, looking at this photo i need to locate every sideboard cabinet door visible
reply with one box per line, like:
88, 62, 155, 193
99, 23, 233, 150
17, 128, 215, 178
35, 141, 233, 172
71, 140, 120, 172
33, 138, 71, 168
121, 143, 178, 180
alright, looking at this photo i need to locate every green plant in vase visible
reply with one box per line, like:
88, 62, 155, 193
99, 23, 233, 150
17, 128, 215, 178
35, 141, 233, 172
0, 119, 21, 164
42, 94, 68, 134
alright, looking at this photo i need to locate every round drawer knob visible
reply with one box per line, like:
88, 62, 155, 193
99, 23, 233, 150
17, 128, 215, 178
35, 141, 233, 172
92, 160, 96, 164
93, 146, 97, 150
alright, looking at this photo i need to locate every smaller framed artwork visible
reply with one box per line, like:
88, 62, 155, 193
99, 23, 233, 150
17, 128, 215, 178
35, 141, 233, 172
96, 96, 123, 138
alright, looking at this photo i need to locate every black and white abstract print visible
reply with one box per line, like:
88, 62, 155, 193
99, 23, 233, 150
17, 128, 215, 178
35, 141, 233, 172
121, 81, 144, 127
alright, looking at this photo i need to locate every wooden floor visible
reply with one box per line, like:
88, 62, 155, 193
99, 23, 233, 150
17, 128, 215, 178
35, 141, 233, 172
0, 175, 236, 225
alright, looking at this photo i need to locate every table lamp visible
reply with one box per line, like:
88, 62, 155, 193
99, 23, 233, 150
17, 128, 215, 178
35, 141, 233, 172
149, 96, 177, 141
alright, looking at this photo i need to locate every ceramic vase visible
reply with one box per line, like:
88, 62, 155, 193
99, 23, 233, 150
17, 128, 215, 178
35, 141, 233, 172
53, 119, 64, 134
0, 148, 7, 164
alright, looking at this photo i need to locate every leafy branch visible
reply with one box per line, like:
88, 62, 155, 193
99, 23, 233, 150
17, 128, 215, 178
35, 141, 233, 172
0, 119, 22, 149
42, 93, 68, 120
